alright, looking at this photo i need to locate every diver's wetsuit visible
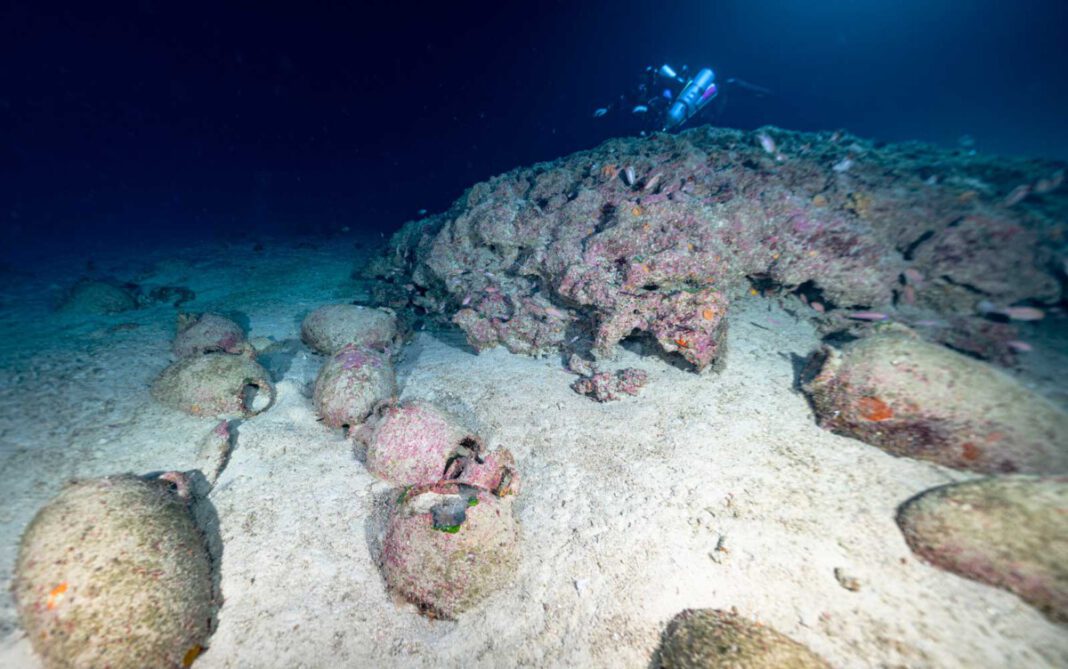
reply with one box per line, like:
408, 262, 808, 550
598, 65, 728, 134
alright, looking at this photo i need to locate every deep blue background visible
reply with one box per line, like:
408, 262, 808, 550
3, 0, 1067, 260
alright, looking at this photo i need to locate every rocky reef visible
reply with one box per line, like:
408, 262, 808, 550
365, 127, 1066, 372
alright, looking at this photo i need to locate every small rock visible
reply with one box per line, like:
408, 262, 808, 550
833, 567, 861, 592
574, 578, 588, 596
58, 279, 137, 314
571, 367, 648, 403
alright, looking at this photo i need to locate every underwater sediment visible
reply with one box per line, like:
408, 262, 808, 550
4, 126, 1067, 669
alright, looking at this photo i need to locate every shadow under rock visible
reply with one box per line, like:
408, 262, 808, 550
224, 310, 251, 334
421, 322, 479, 355
784, 351, 821, 393
391, 326, 476, 396
255, 338, 300, 382
362, 482, 400, 577
620, 330, 725, 374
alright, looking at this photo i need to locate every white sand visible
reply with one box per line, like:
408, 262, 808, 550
1, 237, 1065, 668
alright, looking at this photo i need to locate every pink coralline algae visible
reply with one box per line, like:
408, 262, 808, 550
356, 399, 522, 493
381, 484, 520, 619
313, 344, 395, 430
301, 304, 400, 355
443, 446, 521, 496
364, 127, 1065, 375
172, 312, 248, 358
571, 367, 649, 403
360, 399, 524, 618
356, 400, 481, 487
338, 345, 383, 370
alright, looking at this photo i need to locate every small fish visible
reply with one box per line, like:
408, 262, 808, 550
978, 301, 1044, 321
1053, 169, 1066, 189
417, 208, 427, 216
832, 157, 853, 173
592, 108, 608, 118
810, 301, 825, 313
1006, 340, 1033, 352
1002, 184, 1031, 207
903, 268, 924, 286
1033, 170, 1064, 194
847, 311, 889, 321
757, 133, 776, 154
643, 173, 662, 192
631, 105, 648, 114
1000, 306, 1045, 321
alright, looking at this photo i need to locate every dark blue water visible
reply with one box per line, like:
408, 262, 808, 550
3, 0, 1067, 263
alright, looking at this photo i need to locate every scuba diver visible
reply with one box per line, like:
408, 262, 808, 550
593, 63, 770, 134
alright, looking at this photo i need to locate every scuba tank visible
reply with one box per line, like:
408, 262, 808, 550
664, 68, 717, 131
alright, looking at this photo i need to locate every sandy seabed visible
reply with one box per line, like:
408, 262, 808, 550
0, 236, 1065, 668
